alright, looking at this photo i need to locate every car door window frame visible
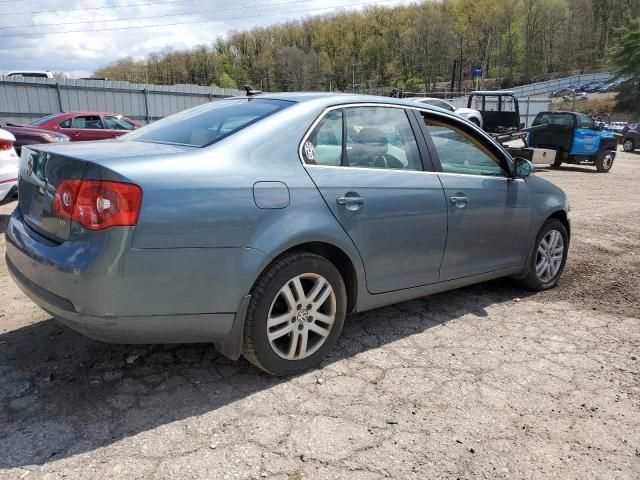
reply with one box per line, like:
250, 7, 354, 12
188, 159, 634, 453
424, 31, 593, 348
411, 110, 514, 178
72, 115, 105, 130
298, 103, 437, 173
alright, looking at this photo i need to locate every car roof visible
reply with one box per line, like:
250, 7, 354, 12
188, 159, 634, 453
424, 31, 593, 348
236, 92, 446, 111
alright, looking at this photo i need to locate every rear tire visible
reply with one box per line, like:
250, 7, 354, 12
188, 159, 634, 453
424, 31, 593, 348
595, 150, 615, 172
242, 252, 347, 376
518, 219, 569, 291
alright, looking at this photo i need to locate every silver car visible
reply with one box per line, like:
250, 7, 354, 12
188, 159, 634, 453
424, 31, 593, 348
411, 97, 484, 128
5, 93, 570, 375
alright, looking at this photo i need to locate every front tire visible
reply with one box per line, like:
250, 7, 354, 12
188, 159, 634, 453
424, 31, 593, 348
595, 150, 615, 172
622, 138, 635, 152
242, 252, 347, 376
519, 219, 569, 291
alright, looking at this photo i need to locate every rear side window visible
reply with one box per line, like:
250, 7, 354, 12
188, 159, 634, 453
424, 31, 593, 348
302, 106, 423, 171
125, 98, 292, 147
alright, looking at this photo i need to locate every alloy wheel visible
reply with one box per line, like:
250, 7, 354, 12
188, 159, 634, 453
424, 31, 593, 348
535, 230, 564, 283
602, 153, 614, 169
266, 273, 336, 360
623, 139, 633, 152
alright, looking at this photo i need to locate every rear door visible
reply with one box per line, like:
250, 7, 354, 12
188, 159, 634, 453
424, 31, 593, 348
65, 115, 110, 141
301, 105, 448, 294
416, 111, 531, 281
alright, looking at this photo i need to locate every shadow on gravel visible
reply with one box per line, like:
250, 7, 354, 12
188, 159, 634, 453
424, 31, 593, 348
0, 278, 532, 469
0, 214, 9, 235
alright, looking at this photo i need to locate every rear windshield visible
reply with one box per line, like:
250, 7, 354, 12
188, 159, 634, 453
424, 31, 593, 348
30, 114, 59, 126
123, 98, 292, 147
534, 113, 573, 127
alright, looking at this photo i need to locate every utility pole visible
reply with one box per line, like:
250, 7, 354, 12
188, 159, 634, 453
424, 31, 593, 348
458, 36, 463, 93
352, 61, 356, 93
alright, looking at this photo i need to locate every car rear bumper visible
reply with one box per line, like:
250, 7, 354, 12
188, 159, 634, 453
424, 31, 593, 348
0, 179, 18, 204
5, 207, 267, 345
7, 254, 236, 343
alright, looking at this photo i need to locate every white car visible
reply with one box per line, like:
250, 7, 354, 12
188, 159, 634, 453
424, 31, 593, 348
412, 97, 484, 128
0, 128, 19, 204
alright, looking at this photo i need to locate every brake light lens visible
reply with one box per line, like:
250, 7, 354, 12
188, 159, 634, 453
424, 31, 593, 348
53, 179, 142, 230
0, 139, 14, 151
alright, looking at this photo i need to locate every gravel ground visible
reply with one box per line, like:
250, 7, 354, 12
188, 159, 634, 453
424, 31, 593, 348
1, 148, 639, 480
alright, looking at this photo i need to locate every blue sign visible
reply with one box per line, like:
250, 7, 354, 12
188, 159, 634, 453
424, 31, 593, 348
472, 66, 483, 78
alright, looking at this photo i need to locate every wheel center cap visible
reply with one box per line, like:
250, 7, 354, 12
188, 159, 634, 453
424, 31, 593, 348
297, 309, 309, 323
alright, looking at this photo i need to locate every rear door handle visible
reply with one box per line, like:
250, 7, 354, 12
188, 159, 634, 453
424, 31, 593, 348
450, 196, 469, 207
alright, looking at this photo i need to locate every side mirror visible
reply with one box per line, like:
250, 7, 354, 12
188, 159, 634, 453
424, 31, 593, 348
514, 157, 534, 178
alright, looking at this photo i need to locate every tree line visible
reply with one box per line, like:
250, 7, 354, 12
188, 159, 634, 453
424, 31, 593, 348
95, 0, 639, 95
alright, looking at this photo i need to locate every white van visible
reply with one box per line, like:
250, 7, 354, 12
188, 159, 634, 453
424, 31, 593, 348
4, 71, 54, 79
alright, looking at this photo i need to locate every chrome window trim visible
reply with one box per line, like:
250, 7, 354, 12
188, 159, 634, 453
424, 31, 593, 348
297, 102, 512, 174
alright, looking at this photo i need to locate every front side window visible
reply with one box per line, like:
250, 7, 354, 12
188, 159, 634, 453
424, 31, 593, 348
577, 113, 595, 130
425, 118, 506, 177
104, 116, 136, 131
73, 116, 104, 129
125, 98, 292, 147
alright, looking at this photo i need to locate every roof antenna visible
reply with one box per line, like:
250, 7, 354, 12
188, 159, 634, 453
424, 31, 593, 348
244, 84, 262, 96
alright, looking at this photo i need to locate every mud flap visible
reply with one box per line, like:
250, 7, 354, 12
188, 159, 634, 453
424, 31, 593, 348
214, 294, 252, 360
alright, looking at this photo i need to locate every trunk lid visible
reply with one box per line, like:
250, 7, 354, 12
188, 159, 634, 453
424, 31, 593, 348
18, 148, 86, 242
18, 140, 194, 242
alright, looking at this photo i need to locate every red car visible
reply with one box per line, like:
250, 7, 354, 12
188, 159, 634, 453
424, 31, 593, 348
27, 112, 140, 141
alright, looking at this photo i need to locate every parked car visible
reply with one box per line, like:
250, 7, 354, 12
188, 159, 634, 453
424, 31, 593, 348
597, 80, 624, 92
584, 82, 604, 93
4, 70, 54, 79
411, 97, 483, 128
551, 87, 575, 98
0, 128, 19, 204
621, 123, 639, 152
26, 112, 140, 141
5, 94, 570, 375
0, 124, 69, 155
562, 91, 588, 101
528, 111, 618, 172
603, 121, 628, 134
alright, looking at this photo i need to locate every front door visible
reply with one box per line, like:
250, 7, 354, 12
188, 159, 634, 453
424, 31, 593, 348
570, 113, 600, 156
419, 113, 531, 281
302, 106, 448, 294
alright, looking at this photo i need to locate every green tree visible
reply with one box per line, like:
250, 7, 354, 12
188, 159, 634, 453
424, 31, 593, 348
607, 17, 640, 113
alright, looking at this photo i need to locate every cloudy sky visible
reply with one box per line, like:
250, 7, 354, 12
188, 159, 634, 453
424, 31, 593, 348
0, 0, 413, 78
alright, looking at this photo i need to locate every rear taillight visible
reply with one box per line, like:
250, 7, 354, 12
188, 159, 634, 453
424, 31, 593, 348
53, 179, 142, 230
0, 139, 14, 151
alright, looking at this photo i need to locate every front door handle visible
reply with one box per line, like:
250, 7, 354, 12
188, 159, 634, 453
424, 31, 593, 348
450, 195, 469, 208
337, 196, 364, 206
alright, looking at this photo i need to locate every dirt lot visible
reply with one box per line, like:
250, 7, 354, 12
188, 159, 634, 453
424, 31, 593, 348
1, 149, 639, 480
